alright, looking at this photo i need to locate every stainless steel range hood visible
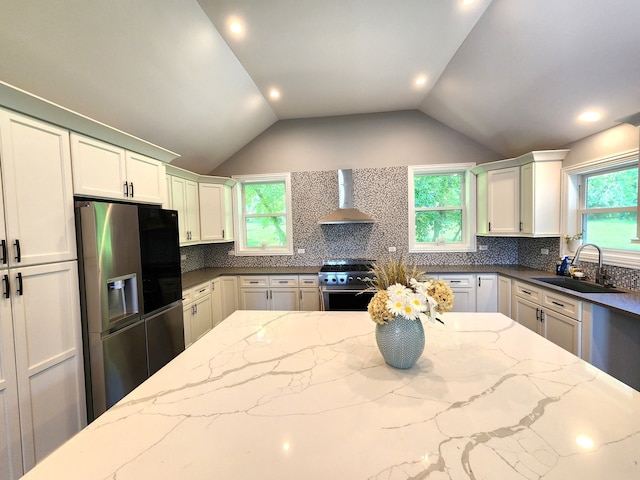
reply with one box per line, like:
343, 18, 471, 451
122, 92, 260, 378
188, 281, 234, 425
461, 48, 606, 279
318, 169, 376, 224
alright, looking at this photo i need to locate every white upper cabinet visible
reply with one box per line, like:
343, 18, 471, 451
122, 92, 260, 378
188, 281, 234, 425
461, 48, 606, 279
473, 150, 568, 237
0, 109, 76, 266
124, 151, 166, 204
70, 133, 165, 204
199, 183, 234, 242
169, 175, 200, 245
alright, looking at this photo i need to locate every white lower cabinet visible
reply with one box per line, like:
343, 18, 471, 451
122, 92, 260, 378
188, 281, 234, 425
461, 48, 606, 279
239, 275, 321, 311
476, 274, 498, 312
438, 274, 476, 312
182, 282, 212, 348
299, 275, 320, 311
498, 275, 512, 317
435, 274, 498, 313
0, 261, 86, 479
512, 280, 582, 356
211, 276, 238, 327
240, 275, 299, 310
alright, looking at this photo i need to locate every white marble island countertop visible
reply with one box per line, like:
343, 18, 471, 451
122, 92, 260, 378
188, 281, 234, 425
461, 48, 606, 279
22, 311, 640, 479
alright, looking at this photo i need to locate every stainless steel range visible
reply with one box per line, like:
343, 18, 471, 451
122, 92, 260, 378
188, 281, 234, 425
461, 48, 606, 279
318, 259, 375, 311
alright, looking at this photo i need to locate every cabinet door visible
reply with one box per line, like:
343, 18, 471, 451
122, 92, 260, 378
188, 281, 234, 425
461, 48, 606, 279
475, 172, 488, 234
497, 275, 512, 317
170, 176, 189, 244
125, 151, 165, 204
69, 133, 127, 200
10, 261, 86, 471
521, 161, 562, 236
211, 279, 222, 328
0, 111, 77, 266
190, 295, 212, 344
185, 180, 201, 243
519, 163, 535, 235
439, 275, 476, 312
199, 184, 224, 242
219, 276, 238, 319
199, 184, 234, 242
476, 274, 497, 312
543, 310, 581, 356
487, 167, 520, 234
240, 288, 270, 310
183, 302, 193, 348
299, 288, 320, 311
271, 288, 299, 310
513, 295, 542, 335
0, 270, 22, 480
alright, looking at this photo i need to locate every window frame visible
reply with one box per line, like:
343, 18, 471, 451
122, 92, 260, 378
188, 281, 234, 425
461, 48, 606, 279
408, 163, 476, 253
561, 150, 640, 268
232, 172, 293, 256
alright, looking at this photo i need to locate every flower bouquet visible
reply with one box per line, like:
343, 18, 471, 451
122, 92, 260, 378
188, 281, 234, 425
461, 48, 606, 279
365, 258, 454, 369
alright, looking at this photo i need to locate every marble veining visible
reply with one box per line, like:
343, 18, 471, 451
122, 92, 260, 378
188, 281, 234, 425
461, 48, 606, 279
23, 311, 640, 479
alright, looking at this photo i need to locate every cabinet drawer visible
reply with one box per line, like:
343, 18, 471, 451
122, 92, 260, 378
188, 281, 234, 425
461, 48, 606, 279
269, 276, 298, 287
191, 282, 211, 300
542, 290, 581, 320
514, 280, 542, 302
439, 274, 474, 288
240, 276, 269, 288
182, 289, 193, 304
299, 275, 319, 287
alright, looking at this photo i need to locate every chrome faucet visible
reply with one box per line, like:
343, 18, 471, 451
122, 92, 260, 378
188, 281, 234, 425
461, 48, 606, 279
570, 243, 611, 286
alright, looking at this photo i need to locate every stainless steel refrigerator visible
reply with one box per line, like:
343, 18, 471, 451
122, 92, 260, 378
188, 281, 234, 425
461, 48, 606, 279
75, 201, 184, 421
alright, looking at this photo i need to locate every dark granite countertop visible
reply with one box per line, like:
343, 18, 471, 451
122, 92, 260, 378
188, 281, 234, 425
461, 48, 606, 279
182, 264, 640, 318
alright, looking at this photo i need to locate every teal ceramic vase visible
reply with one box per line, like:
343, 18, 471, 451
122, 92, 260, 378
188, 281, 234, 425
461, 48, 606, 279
375, 315, 425, 369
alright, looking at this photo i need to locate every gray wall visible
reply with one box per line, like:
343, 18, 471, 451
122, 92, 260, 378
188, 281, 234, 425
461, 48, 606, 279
211, 110, 501, 176
563, 123, 639, 167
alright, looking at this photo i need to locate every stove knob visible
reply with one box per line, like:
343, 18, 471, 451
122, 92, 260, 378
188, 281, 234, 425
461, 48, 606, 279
348, 276, 353, 282
331, 278, 336, 283
339, 278, 345, 283
323, 278, 328, 283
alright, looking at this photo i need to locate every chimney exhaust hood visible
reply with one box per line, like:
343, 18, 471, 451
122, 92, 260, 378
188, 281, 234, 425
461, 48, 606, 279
318, 169, 376, 224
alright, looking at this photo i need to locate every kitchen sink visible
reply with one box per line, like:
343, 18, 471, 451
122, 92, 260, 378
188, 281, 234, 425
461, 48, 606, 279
532, 277, 624, 294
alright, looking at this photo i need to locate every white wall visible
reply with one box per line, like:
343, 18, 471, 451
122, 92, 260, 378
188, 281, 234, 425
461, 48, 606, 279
211, 110, 501, 176
563, 123, 639, 168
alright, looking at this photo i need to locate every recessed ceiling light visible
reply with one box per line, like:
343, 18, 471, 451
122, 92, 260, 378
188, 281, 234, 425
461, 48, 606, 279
578, 111, 601, 122
269, 89, 281, 100
462, 0, 477, 6
229, 21, 243, 35
415, 76, 427, 87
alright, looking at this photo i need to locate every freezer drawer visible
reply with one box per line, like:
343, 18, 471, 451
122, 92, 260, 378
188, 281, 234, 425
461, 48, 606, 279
146, 303, 185, 376
101, 321, 148, 411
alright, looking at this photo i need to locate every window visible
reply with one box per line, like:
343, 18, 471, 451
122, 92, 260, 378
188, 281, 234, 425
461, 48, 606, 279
580, 165, 639, 251
233, 173, 293, 256
563, 151, 640, 267
408, 164, 476, 252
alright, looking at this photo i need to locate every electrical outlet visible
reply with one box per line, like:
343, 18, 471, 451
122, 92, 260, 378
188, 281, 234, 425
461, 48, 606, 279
478, 245, 488, 251
297, 248, 305, 254
541, 248, 549, 255
388, 246, 396, 252
228, 250, 235, 256
180, 254, 187, 261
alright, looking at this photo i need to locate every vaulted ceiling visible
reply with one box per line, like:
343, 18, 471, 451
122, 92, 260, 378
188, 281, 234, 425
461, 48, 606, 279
1, 0, 639, 174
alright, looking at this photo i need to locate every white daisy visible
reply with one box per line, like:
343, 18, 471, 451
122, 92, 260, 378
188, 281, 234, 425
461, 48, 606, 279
386, 295, 406, 316
387, 283, 411, 297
